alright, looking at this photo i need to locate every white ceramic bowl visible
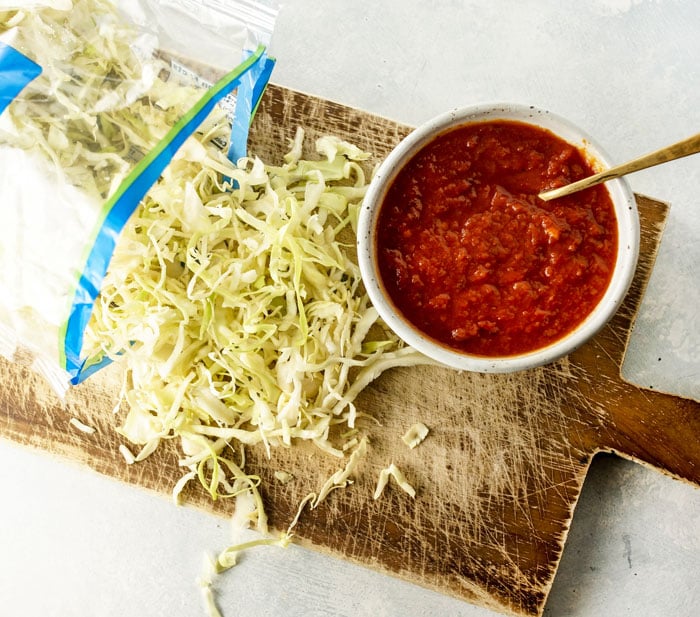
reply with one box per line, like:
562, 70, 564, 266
357, 103, 640, 373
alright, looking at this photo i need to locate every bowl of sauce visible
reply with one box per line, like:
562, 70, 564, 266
357, 104, 640, 373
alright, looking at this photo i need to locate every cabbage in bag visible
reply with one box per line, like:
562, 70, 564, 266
0, 0, 278, 393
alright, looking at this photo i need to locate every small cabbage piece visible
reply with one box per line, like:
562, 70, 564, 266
373, 463, 417, 500
84, 122, 428, 527
118, 443, 136, 465
273, 470, 293, 484
402, 422, 429, 449
311, 436, 368, 507
69, 417, 97, 434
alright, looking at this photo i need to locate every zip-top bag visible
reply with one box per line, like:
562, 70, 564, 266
0, 0, 278, 393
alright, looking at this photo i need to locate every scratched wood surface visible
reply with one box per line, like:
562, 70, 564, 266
1, 83, 700, 617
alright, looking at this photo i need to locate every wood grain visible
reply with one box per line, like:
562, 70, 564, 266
1, 83, 699, 617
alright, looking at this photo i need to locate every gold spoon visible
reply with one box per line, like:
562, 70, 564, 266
538, 131, 700, 201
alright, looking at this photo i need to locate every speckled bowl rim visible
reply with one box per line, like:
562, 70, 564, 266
357, 103, 640, 373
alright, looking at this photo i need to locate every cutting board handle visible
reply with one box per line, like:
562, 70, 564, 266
569, 195, 700, 483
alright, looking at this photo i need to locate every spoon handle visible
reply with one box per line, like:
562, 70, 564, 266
539, 131, 700, 201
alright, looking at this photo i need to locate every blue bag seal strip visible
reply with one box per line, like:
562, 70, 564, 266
0, 41, 42, 116
228, 49, 276, 163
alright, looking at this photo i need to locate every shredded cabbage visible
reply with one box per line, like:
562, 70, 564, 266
84, 121, 429, 528
0, 0, 203, 217
402, 422, 429, 449
310, 436, 368, 507
82, 122, 433, 616
0, 0, 224, 390
273, 470, 293, 484
118, 443, 136, 465
69, 417, 97, 434
0, 0, 277, 391
373, 463, 417, 500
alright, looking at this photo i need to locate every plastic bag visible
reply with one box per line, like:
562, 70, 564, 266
0, 0, 279, 393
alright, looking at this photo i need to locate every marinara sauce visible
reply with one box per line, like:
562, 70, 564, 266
376, 120, 618, 357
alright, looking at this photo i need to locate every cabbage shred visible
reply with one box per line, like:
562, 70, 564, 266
84, 121, 425, 528
0, 0, 203, 204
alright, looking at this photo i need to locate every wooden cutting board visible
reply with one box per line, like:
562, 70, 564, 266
2, 83, 699, 617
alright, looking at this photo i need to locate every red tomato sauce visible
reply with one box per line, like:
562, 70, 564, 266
376, 120, 618, 357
